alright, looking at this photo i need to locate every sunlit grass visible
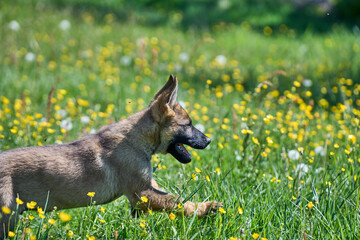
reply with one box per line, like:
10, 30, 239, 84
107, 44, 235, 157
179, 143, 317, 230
1, 1, 359, 239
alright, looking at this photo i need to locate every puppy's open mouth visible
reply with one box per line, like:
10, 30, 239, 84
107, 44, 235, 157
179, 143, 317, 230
167, 143, 191, 164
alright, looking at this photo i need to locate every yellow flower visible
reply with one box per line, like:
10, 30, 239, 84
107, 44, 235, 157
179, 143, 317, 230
348, 135, 356, 144
195, 167, 201, 173
287, 176, 294, 181
37, 207, 45, 218
59, 212, 71, 222
218, 207, 226, 214
67, 230, 74, 238
8, 231, 15, 237
16, 198, 24, 205
47, 128, 55, 134
141, 196, 148, 203
229, 237, 238, 240
252, 137, 260, 145
100, 206, 105, 213
1, 206, 11, 214
169, 212, 176, 220
238, 206, 243, 214
29, 215, 34, 220
341, 168, 345, 172
206, 175, 210, 182
252, 233, 260, 239
216, 168, 221, 175
261, 152, 268, 157
98, 219, 106, 223
48, 219, 56, 224
192, 174, 197, 181
177, 203, 183, 209
86, 235, 95, 240
27, 201, 37, 209
307, 202, 314, 209
261, 238, 268, 240
148, 209, 153, 215
293, 81, 301, 87
87, 192, 95, 197
298, 147, 304, 154
241, 129, 253, 134
334, 143, 339, 149
266, 137, 273, 146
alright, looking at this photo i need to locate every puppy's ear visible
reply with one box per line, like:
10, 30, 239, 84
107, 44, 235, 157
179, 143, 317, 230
150, 75, 178, 122
153, 74, 178, 108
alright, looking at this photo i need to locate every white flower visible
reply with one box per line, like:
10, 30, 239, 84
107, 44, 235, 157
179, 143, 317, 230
59, 20, 71, 31
288, 149, 300, 160
235, 150, 242, 161
314, 146, 325, 156
8, 20, 20, 31
215, 55, 227, 66
120, 56, 131, 66
179, 52, 189, 62
296, 163, 309, 173
218, 0, 231, 9
56, 109, 67, 118
303, 79, 313, 87
60, 118, 73, 131
81, 116, 90, 124
25, 52, 36, 62
89, 129, 97, 134
194, 123, 205, 133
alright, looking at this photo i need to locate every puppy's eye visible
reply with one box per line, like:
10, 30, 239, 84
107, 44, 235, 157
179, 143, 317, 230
182, 122, 192, 127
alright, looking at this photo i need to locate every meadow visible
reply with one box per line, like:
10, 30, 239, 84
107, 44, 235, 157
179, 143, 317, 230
1, 1, 360, 239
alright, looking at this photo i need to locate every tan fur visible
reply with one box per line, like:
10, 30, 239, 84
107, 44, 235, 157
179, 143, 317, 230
0, 75, 221, 239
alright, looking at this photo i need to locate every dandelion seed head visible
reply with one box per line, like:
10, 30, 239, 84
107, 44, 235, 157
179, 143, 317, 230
288, 149, 300, 160
59, 20, 71, 31
8, 20, 20, 31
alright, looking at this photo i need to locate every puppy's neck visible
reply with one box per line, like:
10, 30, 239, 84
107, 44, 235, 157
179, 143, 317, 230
96, 108, 161, 159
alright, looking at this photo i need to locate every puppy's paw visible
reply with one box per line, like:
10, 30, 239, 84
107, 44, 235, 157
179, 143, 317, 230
198, 201, 223, 217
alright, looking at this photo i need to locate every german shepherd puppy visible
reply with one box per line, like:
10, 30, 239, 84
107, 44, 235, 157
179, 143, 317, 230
0, 75, 221, 238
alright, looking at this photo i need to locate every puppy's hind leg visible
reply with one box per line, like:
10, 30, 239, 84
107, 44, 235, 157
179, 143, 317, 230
0, 202, 22, 240
0, 179, 16, 240
0, 204, 16, 240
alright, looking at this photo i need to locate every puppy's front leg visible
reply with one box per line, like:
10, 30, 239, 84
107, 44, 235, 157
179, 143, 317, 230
132, 182, 221, 217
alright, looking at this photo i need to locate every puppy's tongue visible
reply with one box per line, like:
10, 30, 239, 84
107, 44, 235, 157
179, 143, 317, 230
176, 143, 191, 157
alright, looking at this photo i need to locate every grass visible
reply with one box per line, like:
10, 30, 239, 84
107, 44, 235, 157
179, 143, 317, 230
1, 1, 360, 239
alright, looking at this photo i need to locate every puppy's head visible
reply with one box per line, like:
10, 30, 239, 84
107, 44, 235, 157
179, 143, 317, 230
150, 75, 211, 164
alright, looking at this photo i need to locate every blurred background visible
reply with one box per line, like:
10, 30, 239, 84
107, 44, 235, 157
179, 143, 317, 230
26, 0, 360, 32
1, 0, 360, 108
